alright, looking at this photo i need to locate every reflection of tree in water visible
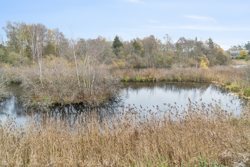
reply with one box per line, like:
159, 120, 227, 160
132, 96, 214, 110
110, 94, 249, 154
0, 96, 25, 116
122, 82, 210, 98
162, 83, 209, 94
32, 97, 123, 126
0, 83, 247, 127
123, 82, 209, 91
0, 95, 124, 126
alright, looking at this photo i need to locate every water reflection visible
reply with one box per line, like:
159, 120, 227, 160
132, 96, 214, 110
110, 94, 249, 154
120, 83, 244, 115
0, 96, 27, 126
0, 83, 247, 126
232, 64, 248, 69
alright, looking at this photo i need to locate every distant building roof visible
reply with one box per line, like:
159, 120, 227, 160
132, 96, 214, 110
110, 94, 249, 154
228, 49, 248, 58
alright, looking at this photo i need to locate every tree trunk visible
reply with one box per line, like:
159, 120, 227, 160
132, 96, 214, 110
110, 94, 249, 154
72, 41, 80, 88
38, 57, 43, 87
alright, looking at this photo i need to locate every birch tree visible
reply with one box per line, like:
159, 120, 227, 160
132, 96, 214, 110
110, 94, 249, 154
71, 40, 80, 88
29, 24, 47, 86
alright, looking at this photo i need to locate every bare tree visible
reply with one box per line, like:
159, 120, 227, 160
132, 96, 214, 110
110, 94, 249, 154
29, 24, 47, 86
71, 40, 81, 88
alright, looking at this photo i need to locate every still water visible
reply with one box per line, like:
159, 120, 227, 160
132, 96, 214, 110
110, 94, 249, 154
0, 83, 247, 126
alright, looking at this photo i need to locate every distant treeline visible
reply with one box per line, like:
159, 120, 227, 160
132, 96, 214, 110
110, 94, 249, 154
0, 22, 236, 68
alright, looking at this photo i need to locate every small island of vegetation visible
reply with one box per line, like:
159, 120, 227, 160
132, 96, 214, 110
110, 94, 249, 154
0, 21, 249, 166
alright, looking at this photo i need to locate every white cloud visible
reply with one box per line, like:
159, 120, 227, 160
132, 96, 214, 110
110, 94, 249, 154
184, 15, 216, 22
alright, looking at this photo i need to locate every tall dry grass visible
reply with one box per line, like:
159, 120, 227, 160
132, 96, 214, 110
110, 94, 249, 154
1, 61, 250, 108
0, 84, 7, 100
115, 66, 250, 99
1, 57, 118, 108
0, 74, 8, 100
115, 67, 245, 84
0, 104, 249, 166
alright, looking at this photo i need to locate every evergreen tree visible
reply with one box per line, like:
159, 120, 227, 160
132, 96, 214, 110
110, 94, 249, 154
208, 38, 214, 50
245, 41, 250, 53
112, 36, 123, 56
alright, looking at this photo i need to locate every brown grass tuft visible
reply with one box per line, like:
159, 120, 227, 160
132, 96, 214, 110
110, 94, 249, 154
1, 57, 118, 108
0, 105, 249, 166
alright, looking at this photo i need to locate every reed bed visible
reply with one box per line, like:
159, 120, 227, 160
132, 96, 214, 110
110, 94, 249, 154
115, 66, 250, 99
0, 103, 249, 166
0, 77, 8, 101
1, 63, 250, 108
115, 67, 245, 84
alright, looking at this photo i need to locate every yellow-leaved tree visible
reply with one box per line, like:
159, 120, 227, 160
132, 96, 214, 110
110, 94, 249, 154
199, 56, 209, 69
239, 50, 248, 59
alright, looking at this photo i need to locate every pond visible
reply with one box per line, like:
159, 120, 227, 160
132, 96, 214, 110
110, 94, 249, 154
232, 64, 248, 69
0, 83, 247, 126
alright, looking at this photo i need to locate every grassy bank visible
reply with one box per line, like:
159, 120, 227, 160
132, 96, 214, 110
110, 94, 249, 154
0, 105, 249, 166
1, 62, 250, 109
0, 76, 8, 101
0, 57, 118, 109
0, 85, 8, 101
115, 67, 250, 99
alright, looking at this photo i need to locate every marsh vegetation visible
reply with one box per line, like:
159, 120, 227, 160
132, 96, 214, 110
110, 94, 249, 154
0, 22, 250, 166
1, 104, 250, 166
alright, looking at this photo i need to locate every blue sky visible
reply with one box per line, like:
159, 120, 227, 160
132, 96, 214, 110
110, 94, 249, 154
0, 0, 250, 49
